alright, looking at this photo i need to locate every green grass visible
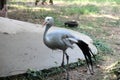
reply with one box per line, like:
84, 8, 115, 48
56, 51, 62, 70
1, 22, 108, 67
55, 0, 120, 4
61, 4, 99, 15
9, 0, 120, 5
26, 60, 85, 79
93, 39, 113, 54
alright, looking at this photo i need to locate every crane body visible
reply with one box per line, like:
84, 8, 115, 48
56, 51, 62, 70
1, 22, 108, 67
42, 17, 96, 80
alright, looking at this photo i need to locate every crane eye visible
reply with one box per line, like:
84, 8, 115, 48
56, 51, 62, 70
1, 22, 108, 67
47, 19, 50, 21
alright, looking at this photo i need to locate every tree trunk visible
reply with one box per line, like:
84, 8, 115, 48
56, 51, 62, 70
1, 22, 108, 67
49, 0, 53, 5
0, 0, 7, 17
35, 0, 40, 5
0, 0, 6, 10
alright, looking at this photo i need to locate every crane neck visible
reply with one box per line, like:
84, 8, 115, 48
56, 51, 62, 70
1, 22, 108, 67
44, 24, 51, 36
43, 24, 52, 42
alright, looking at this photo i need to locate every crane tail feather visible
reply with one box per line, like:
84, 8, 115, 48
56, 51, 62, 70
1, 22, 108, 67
76, 40, 96, 74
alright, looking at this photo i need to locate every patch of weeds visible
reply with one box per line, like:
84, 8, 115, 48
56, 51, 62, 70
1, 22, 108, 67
0, 74, 29, 80
69, 59, 85, 69
30, 9, 56, 19
57, 0, 120, 4
111, 0, 120, 4
112, 6, 120, 14
93, 39, 113, 54
96, 17, 120, 28
70, 25, 91, 34
96, 17, 106, 26
26, 59, 85, 79
110, 61, 120, 80
88, 0, 120, 4
54, 17, 66, 27
30, 10, 48, 19
61, 4, 99, 15
93, 54, 104, 62
26, 67, 64, 80
79, 4, 100, 14
1, 59, 87, 80
108, 19, 120, 27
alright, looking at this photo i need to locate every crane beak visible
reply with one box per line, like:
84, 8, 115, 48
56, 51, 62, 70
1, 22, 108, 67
42, 21, 47, 27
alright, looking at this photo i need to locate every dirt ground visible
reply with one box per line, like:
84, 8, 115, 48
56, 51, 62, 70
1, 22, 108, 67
6, 1, 120, 80
45, 26, 120, 80
44, 22, 120, 80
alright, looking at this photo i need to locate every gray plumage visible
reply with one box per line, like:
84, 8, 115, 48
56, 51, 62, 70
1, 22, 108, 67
43, 17, 77, 50
43, 17, 96, 79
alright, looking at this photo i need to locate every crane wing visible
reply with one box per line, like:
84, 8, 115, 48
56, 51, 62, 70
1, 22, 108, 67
62, 35, 78, 49
76, 40, 96, 74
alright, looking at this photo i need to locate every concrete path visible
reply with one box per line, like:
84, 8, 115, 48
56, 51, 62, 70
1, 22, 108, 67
0, 17, 97, 77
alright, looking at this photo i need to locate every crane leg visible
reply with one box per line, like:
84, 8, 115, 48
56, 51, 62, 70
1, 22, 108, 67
61, 53, 65, 67
64, 51, 69, 80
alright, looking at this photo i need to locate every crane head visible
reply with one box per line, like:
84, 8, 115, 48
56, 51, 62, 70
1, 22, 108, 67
43, 17, 54, 27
